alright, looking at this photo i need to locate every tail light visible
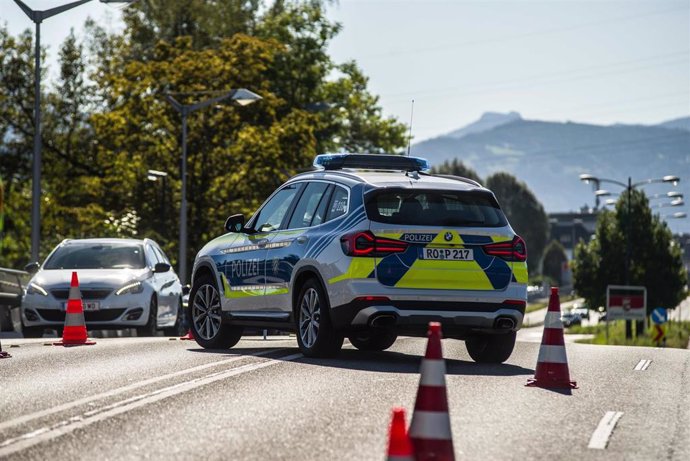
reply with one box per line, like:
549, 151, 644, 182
341, 231, 408, 257
483, 236, 527, 262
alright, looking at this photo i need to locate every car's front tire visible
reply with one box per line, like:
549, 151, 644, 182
137, 296, 158, 337
163, 297, 187, 336
465, 331, 516, 363
348, 330, 397, 351
190, 274, 242, 349
22, 324, 44, 338
295, 278, 343, 358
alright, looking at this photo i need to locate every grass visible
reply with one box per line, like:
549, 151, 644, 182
569, 320, 690, 349
526, 300, 548, 314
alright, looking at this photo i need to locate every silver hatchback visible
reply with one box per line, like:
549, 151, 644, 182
21, 238, 184, 337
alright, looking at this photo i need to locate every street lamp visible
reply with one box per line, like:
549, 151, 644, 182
166, 89, 262, 283
580, 173, 682, 337
13, 0, 134, 263
147, 170, 169, 237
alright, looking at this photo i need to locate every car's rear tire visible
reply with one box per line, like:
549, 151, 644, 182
190, 274, 242, 349
348, 330, 397, 351
465, 331, 516, 364
137, 296, 158, 337
295, 278, 343, 358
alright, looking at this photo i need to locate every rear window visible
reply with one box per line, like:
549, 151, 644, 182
364, 189, 508, 227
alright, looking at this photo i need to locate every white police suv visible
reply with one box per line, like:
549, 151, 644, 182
190, 154, 528, 362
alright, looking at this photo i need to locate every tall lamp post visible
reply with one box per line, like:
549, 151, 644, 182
13, 0, 133, 263
580, 174, 681, 337
166, 89, 262, 283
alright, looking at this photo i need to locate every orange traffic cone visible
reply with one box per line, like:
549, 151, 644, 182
386, 408, 414, 461
0, 338, 11, 359
54, 272, 96, 347
179, 329, 195, 341
526, 287, 577, 389
409, 322, 455, 461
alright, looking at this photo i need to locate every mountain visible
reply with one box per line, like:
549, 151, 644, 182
657, 116, 690, 132
413, 115, 690, 228
445, 111, 522, 139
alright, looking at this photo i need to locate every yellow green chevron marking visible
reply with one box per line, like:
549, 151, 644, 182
329, 258, 376, 284
429, 230, 464, 245
220, 273, 262, 298
512, 262, 528, 283
395, 259, 494, 290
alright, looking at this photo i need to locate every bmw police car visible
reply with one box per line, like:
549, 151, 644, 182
190, 154, 528, 362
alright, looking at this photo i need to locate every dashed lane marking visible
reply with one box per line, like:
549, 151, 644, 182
634, 359, 652, 371
588, 411, 624, 449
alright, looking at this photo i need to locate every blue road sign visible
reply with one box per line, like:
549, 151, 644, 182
651, 307, 668, 325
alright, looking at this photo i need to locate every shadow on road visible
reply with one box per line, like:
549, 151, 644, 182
186, 345, 534, 376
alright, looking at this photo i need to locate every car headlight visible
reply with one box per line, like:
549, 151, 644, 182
115, 281, 144, 296
27, 282, 48, 296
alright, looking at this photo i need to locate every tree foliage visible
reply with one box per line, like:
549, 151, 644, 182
430, 158, 482, 184
572, 190, 686, 312
485, 172, 549, 273
542, 240, 567, 286
0, 1, 407, 274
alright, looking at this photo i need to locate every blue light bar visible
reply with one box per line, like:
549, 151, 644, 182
313, 154, 430, 172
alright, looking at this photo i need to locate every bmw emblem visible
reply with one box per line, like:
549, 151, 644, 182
444, 232, 453, 242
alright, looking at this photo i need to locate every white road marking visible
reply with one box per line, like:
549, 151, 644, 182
0, 353, 302, 457
634, 359, 652, 371
0, 349, 278, 432
588, 411, 624, 449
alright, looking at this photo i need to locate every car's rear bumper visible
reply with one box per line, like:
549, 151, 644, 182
330, 299, 525, 339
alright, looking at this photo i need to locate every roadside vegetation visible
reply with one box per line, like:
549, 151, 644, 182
568, 320, 690, 349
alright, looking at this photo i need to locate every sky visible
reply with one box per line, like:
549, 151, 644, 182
2, 0, 688, 141
2, 0, 689, 231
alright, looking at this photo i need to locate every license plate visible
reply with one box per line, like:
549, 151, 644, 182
62, 301, 100, 311
421, 248, 473, 261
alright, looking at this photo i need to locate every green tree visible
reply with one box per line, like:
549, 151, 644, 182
485, 172, 549, 274
572, 189, 686, 312
542, 240, 567, 286
430, 158, 482, 184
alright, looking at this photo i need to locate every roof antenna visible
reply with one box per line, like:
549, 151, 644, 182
406, 99, 414, 156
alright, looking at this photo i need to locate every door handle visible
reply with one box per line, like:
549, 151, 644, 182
256, 239, 269, 248
296, 236, 308, 244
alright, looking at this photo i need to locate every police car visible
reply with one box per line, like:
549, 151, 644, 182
190, 154, 528, 362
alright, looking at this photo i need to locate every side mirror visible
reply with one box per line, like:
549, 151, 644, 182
225, 214, 245, 233
24, 262, 40, 274
154, 262, 171, 273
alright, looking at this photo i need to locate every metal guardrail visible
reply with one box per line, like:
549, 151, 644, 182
0, 267, 29, 332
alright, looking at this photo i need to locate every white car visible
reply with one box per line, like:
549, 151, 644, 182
22, 238, 185, 337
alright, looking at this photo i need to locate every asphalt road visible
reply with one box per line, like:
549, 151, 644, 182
1, 334, 688, 460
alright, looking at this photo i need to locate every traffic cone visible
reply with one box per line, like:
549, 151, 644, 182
0, 338, 11, 359
386, 408, 414, 461
179, 329, 195, 341
526, 287, 577, 389
409, 322, 455, 461
54, 272, 96, 347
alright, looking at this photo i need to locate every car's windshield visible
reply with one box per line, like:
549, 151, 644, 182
43, 243, 146, 270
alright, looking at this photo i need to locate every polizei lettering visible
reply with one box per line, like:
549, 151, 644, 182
399, 233, 436, 243
230, 259, 260, 279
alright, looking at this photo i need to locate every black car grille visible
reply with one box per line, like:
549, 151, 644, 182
50, 289, 113, 300
37, 309, 126, 322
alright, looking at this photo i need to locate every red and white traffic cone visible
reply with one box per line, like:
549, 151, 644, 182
526, 287, 577, 389
409, 322, 455, 461
0, 337, 11, 359
54, 272, 96, 347
385, 408, 414, 461
179, 329, 195, 341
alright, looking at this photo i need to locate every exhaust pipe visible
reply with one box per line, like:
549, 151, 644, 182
495, 317, 516, 330
370, 314, 397, 328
